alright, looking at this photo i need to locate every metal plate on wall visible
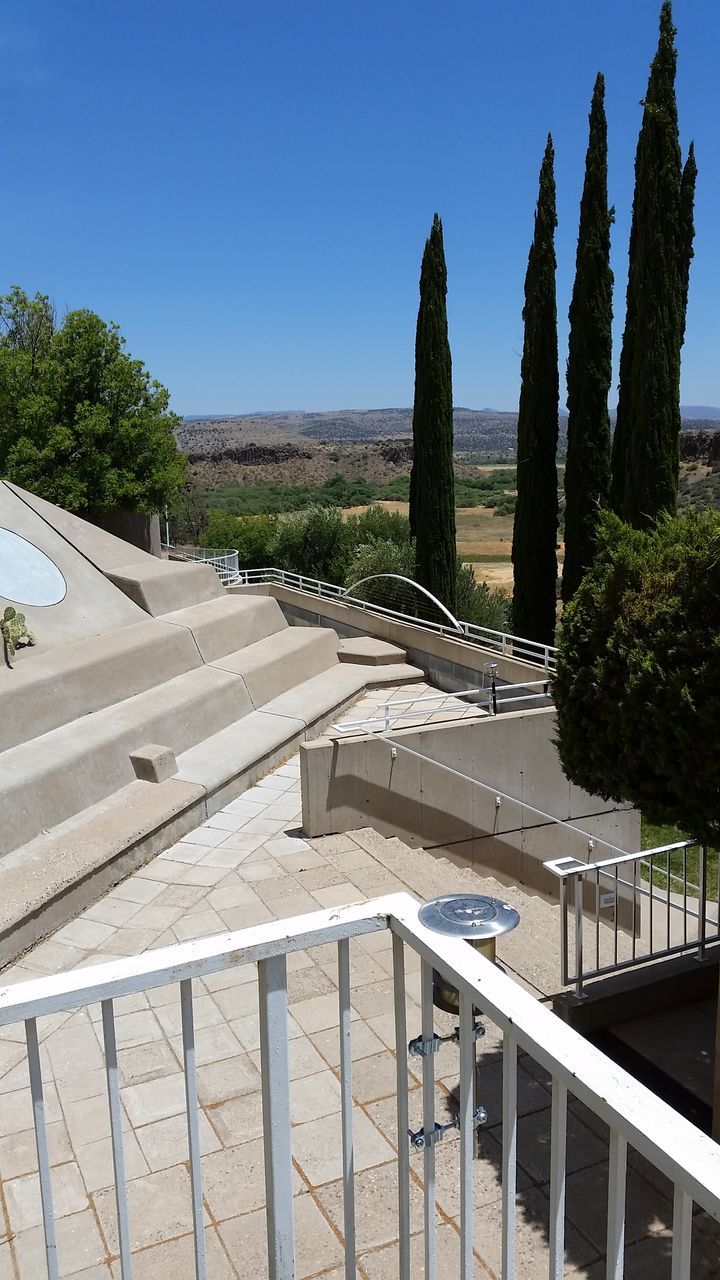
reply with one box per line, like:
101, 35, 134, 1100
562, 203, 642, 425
0, 528, 67, 607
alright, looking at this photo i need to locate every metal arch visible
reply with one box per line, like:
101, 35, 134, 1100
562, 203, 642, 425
342, 574, 464, 633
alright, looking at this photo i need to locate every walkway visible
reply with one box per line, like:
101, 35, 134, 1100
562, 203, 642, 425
0, 684, 717, 1277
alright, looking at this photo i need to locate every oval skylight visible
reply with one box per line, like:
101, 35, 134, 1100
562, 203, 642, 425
0, 528, 67, 607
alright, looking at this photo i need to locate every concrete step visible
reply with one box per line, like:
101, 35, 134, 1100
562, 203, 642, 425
160, 592, 287, 661
0, 665, 252, 856
0, 618, 202, 752
212, 625, 339, 707
175, 661, 425, 809
337, 637, 408, 666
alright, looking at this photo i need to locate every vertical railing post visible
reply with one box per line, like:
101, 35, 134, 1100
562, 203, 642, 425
559, 876, 569, 987
26, 1018, 59, 1280
258, 955, 295, 1280
698, 845, 708, 961
392, 935, 411, 1280
459, 992, 475, 1280
501, 1032, 517, 1280
420, 961, 437, 1280
337, 940, 356, 1280
574, 874, 585, 999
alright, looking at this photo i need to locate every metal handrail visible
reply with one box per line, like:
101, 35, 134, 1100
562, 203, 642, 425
0, 890, 718, 1279
232, 566, 558, 670
544, 840, 719, 996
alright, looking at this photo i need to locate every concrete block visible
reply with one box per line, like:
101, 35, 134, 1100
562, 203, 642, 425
106, 559, 223, 616
337, 637, 407, 665
130, 744, 177, 784
212, 626, 338, 707
0, 618, 202, 752
160, 593, 286, 662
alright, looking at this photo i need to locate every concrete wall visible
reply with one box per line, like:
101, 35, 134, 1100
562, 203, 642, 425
231, 582, 551, 701
300, 706, 640, 900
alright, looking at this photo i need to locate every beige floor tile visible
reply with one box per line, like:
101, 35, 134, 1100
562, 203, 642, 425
11, 1207, 107, 1278
292, 1108, 395, 1187
349, 1051, 420, 1104
122, 1072, 187, 1127
317, 1161, 427, 1252
169, 1023, 241, 1069
0, 1119, 73, 1179
208, 1091, 265, 1148
430, 1127, 530, 1218
135, 1109, 221, 1172
290, 1069, 342, 1123
93, 1164, 192, 1252
5, 1160, 88, 1232
117, 1040, 180, 1088
311, 883, 364, 909
309, 1020, 386, 1069
200, 1140, 267, 1220
0, 1083, 62, 1136
110, 1228, 236, 1279
462, 1189, 598, 1280
359, 1223, 491, 1279
564, 1162, 672, 1251
219, 1193, 344, 1278
75, 1127, 149, 1192
195, 1054, 261, 1106
291, 992, 360, 1036
45, 1020, 106, 1080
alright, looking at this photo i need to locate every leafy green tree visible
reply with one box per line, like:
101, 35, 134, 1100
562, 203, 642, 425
0, 289, 186, 514
201, 511, 278, 568
408, 214, 457, 614
610, 3, 695, 527
512, 136, 559, 644
271, 506, 352, 582
554, 511, 720, 845
562, 75, 614, 603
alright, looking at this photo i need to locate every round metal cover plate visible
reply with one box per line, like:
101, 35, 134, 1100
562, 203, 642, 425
418, 893, 520, 939
0, 528, 67, 607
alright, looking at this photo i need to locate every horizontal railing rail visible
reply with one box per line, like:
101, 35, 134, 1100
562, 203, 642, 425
0, 892, 718, 1279
230, 565, 558, 670
332, 678, 552, 733
163, 544, 240, 585
544, 841, 720, 997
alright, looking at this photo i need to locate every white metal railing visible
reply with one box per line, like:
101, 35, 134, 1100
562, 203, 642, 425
232, 566, 558, 670
545, 841, 720, 998
332, 678, 552, 734
164, 545, 240, 585
1, 892, 718, 1279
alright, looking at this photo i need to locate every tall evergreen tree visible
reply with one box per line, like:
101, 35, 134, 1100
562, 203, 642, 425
610, 2, 695, 527
512, 136, 559, 645
679, 141, 697, 348
562, 74, 614, 604
409, 214, 457, 614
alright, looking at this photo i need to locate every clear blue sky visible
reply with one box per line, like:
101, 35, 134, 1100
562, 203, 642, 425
3, 0, 718, 415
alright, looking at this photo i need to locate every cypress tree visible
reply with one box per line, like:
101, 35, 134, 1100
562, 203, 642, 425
562, 74, 614, 604
679, 141, 697, 347
409, 214, 457, 614
512, 136, 559, 645
610, 2, 695, 527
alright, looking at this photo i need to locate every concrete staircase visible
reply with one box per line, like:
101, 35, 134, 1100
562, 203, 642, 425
0, 590, 423, 964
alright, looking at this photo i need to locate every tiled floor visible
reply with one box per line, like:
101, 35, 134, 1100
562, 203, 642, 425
0, 683, 717, 1278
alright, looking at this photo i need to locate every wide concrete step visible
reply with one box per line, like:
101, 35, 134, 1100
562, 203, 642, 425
160, 592, 287, 661
211, 626, 339, 707
337, 637, 408, 666
175, 661, 425, 804
0, 665, 252, 857
0, 618, 202, 753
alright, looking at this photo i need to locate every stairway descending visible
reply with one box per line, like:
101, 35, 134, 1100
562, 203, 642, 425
0, 585, 423, 882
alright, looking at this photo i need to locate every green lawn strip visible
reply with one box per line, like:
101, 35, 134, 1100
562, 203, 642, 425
640, 818, 718, 903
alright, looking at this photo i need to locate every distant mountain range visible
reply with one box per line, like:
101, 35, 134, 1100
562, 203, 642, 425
178, 404, 720, 460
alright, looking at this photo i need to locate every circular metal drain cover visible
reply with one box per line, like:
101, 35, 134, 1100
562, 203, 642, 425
419, 893, 520, 940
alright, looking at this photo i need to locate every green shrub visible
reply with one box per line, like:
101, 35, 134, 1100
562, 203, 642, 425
271, 506, 351, 581
554, 511, 720, 844
1, 606, 35, 667
344, 539, 416, 612
201, 510, 277, 570
455, 562, 511, 631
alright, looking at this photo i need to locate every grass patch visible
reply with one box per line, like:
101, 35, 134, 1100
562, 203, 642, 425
641, 818, 718, 902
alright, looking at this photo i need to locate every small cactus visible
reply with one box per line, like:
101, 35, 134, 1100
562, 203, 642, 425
1, 606, 36, 669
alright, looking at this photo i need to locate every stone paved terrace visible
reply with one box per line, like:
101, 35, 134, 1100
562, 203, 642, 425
0, 683, 718, 1278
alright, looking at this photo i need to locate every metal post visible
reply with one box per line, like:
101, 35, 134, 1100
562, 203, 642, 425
258, 955, 295, 1280
574, 874, 585, 1000
698, 846, 708, 961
